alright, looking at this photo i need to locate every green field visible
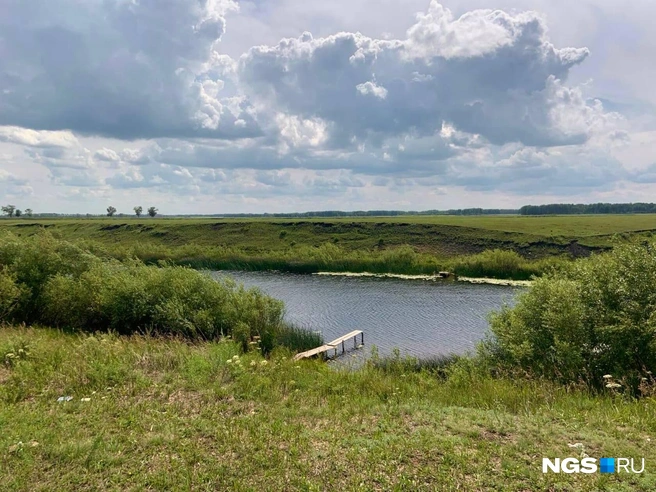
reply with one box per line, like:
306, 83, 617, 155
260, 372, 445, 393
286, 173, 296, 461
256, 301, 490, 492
1, 214, 653, 280
3, 214, 651, 251
1, 326, 654, 491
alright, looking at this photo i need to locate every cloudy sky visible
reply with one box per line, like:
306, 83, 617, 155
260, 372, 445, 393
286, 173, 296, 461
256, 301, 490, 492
1, 0, 655, 214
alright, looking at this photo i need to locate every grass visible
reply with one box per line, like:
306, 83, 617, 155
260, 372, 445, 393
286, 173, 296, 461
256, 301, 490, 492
0, 325, 654, 491
4, 214, 651, 280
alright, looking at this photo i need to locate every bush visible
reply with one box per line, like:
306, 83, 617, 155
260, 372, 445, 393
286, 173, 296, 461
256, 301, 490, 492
42, 260, 285, 341
0, 232, 101, 321
481, 240, 656, 391
0, 232, 295, 351
0, 268, 24, 322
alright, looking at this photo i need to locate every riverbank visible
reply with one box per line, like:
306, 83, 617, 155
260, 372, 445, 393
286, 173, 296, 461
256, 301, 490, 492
0, 217, 595, 280
1, 325, 654, 491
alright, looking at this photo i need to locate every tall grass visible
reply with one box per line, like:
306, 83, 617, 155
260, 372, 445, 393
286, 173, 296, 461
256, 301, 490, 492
76, 239, 568, 280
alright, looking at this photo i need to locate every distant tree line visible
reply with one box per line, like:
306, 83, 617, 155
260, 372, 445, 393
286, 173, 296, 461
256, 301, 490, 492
519, 203, 656, 215
9, 203, 656, 218
217, 208, 519, 218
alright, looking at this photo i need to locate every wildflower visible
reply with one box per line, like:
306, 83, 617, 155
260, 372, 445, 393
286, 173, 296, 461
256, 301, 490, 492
260, 360, 268, 366
8, 442, 23, 454
606, 382, 621, 389
226, 359, 232, 364
232, 355, 239, 361
81, 398, 91, 402
250, 360, 257, 367
603, 374, 613, 379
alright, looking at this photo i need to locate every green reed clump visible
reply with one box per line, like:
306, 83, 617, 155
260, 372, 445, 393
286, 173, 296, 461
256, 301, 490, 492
371, 348, 461, 378
65, 236, 564, 280
271, 323, 323, 354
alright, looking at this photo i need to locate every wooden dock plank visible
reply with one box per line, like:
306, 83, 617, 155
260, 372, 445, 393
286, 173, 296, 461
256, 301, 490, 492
293, 330, 364, 361
292, 344, 336, 361
327, 330, 363, 346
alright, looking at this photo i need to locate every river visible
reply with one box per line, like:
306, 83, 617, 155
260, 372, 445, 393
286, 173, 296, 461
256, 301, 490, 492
212, 270, 522, 358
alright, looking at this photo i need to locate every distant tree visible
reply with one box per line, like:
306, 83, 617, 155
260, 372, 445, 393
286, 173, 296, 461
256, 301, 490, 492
106, 206, 117, 217
24, 208, 33, 218
1, 205, 16, 217
147, 206, 158, 218
14, 209, 22, 217
134, 206, 143, 218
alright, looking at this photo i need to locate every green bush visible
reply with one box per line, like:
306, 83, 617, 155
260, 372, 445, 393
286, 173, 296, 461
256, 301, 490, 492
0, 268, 24, 322
42, 260, 285, 340
0, 232, 101, 321
0, 232, 299, 351
481, 240, 656, 391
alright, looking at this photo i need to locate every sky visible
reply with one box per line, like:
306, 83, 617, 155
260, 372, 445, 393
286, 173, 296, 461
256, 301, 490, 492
1, 0, 655, 214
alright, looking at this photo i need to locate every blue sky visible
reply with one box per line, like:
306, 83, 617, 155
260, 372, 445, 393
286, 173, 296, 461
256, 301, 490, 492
1, 0, 655, 214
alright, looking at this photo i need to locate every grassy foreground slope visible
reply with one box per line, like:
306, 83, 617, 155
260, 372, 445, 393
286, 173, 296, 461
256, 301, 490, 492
1, 326, 654, 491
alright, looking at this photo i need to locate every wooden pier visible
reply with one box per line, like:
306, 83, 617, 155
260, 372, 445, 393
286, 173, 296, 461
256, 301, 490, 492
293, 330, 364, 361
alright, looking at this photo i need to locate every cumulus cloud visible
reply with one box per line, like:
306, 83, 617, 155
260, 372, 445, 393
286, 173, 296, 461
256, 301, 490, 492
0, 127, 78, 148
0, 0, 260, 139
0, 0, 644, 209
238, 3, 602, 151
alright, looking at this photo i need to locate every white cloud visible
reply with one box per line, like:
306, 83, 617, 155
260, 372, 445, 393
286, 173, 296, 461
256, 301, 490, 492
0, 0, 654, 212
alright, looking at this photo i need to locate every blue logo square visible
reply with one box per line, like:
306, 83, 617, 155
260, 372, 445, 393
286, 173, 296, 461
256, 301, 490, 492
600, 457, 615, 474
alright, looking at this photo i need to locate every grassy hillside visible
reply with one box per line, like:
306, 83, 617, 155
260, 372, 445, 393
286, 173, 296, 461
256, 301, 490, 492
3, 214, 650, 255
1, 326, 654, 491
2, 214, 654, 279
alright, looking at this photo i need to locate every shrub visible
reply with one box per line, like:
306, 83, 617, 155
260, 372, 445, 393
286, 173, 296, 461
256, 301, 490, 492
0, 268, 24, 322
481, 240, 656, 391
42, 260, 285, 341
0, 232, 294, 351
0, 232, 101, 321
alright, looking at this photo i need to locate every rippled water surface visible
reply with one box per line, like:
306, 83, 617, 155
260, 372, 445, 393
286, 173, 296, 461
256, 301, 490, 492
212, 271, 522, 357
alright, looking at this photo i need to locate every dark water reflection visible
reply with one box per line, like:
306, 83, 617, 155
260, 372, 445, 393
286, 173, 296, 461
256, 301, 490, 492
211, 271, 522, 357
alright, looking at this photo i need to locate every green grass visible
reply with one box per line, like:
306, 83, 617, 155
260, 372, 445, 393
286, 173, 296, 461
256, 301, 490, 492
0, 325, 654, 491
5, 215, 649, 280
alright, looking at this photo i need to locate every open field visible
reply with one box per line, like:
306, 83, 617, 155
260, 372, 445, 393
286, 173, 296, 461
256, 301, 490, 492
1, 326, 654, 491
2, 214, 653, 279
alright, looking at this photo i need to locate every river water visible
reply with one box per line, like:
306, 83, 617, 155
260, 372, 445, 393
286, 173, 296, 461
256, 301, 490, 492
212, 270, 523, 358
